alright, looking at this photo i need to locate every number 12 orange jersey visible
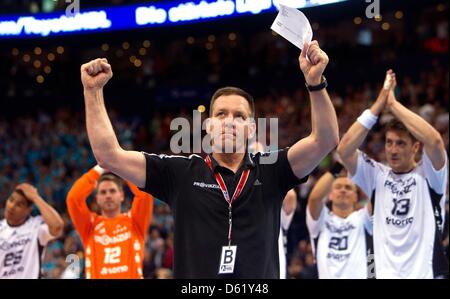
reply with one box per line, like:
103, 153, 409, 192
67, 168, 154, 279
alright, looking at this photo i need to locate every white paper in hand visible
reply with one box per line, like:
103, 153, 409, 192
270, 3, 312, 50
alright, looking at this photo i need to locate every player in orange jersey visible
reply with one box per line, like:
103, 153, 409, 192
66, 165, 154, 279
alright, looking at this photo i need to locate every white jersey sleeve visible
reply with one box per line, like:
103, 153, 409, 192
280, 208, 295, 231
422, 150, 448, 194
34, 216, 55, 246
351, 150, 383, 197
358, 205, 373, 235
306, 205, 329, 238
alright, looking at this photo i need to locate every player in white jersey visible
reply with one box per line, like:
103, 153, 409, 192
338, 70, 449, 278
306, 161, 373, 279
0, 183, 64, 279
279, 189, 297, 279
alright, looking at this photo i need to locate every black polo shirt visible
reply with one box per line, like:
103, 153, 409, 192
141, 149, 307, 278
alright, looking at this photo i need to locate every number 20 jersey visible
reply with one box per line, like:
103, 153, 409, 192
307, 206, 373, 279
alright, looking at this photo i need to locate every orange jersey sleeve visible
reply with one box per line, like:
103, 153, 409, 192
66, 168, 100, 245
127, 182, 154, 239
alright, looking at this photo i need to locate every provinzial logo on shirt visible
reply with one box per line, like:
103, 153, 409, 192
94, 231, 131, 245
0, 238, 31, 251
384, 177, 416, 196
193, 182, 220, 189
325, 222, 356, 234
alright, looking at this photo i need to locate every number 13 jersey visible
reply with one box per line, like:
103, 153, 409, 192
352, 150, 448, 279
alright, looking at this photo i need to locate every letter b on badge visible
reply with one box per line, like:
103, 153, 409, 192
219, 246, 237, 274
224, 249, 233, 263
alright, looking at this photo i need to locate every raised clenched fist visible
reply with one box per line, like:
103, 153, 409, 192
299, 40, 329, 86
81, 58, 113, 91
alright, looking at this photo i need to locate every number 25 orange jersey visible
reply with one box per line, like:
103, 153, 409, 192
67, 168, 154, 279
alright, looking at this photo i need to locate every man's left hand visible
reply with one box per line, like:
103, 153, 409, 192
15, 183, 40, 203
299, 40, 329, 86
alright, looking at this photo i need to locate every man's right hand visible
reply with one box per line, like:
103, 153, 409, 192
370, 69, 396, 116
81, 58, 113, 92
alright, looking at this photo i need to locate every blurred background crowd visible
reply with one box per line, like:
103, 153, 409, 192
0, 0, 448, 278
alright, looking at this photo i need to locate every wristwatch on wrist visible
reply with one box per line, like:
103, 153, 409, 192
305, 76, 328, 92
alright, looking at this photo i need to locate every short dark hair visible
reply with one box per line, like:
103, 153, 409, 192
209, 87, 255, 117
385, 119, 417, 143
97, 173, 124, 192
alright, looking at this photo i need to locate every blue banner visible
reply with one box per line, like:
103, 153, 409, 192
0, 0, 347, 39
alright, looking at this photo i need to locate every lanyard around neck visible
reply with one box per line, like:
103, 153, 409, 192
205, 155, 250, 245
